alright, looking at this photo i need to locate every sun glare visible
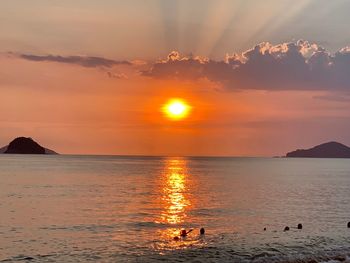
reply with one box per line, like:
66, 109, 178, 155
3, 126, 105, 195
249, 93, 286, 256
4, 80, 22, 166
163, 99, 191, 120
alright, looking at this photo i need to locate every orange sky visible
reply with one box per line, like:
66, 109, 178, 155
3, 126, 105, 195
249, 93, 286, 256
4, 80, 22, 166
1, 1, 350, 156
1, 54, 350, 156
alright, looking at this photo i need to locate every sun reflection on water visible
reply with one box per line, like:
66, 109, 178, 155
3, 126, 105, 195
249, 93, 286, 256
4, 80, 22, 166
160, 158, 190, 225
153, 158, 206, 251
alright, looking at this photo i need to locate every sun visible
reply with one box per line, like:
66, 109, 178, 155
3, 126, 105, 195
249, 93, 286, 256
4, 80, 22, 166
162, 99, 191, 120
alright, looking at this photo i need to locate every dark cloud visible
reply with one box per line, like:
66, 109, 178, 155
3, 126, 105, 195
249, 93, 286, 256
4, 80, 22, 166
143, 40, 350, 91
19, 54, 131, 68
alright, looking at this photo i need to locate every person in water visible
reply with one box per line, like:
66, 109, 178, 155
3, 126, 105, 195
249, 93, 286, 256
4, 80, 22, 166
200, 228, 205, 235
173, 229, 195, 241
180, 229, 193, 237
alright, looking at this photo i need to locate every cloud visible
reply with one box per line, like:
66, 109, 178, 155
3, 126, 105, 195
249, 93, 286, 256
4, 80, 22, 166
106, 71, 128, 79
18, 54, 131, 68
142, 40, 350, 91
313, 94, 350, 102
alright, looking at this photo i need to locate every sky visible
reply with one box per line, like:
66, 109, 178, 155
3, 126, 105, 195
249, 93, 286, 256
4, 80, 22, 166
1, 0, 350, 156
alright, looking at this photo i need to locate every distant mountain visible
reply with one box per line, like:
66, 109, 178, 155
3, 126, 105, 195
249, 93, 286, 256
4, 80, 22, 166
286, 141, 350, 158
0, 145, 8, 153
0, 137, 58, 154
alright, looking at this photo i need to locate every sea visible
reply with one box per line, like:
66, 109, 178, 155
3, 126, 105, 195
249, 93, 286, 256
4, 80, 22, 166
0, 155, 349, 262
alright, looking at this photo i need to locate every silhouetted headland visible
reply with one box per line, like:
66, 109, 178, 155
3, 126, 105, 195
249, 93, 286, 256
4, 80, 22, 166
0, 137, 57, 154
286, 141, 350, 158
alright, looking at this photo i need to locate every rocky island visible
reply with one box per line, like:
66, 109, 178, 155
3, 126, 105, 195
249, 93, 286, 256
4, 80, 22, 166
0, 137, 57, 154
286, 141, 350, 158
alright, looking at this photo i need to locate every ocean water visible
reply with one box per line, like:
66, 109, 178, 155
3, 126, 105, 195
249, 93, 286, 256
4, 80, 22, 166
0, 155, 349, 263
